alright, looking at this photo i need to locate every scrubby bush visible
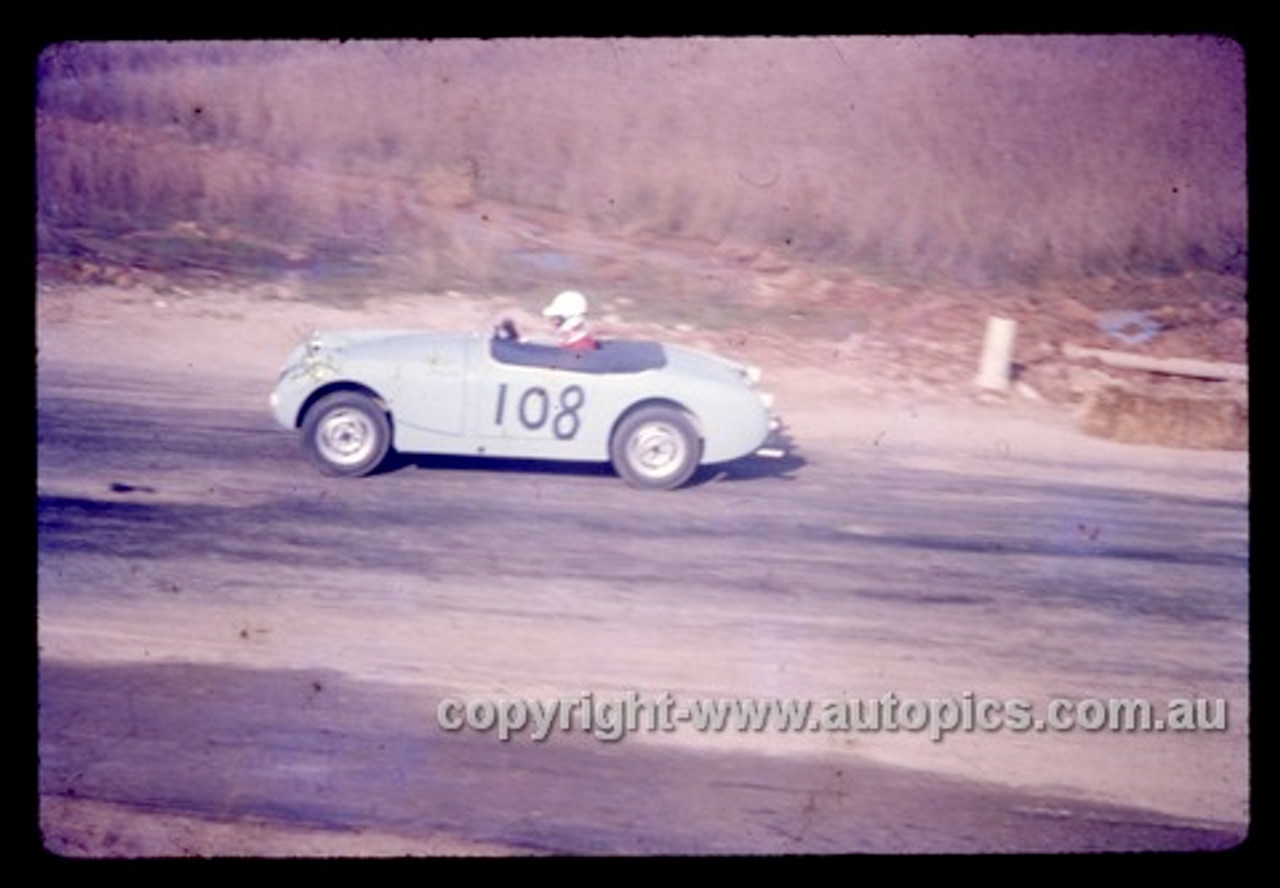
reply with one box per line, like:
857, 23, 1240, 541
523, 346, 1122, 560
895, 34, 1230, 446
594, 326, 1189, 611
35, 37, 1247, 288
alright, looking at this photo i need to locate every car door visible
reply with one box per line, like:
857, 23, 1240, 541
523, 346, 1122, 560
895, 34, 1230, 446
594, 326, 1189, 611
469, 345, 601, 460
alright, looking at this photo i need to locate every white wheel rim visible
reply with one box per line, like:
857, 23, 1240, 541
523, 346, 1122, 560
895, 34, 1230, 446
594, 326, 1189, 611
316, 408, 377, 466
627, 421, 688, 481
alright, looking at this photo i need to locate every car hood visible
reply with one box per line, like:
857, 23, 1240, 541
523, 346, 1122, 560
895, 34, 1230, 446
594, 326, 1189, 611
310, 330, 471, 360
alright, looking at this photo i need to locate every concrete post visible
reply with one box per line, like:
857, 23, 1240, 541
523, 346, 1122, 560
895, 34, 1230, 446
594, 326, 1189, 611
975, 316, 1017, 392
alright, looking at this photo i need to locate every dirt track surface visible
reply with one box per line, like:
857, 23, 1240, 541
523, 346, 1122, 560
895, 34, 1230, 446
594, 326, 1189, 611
36, 285, 1249, 855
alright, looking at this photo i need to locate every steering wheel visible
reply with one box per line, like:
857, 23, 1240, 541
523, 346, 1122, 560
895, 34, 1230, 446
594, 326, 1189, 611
493, 318, 519, 341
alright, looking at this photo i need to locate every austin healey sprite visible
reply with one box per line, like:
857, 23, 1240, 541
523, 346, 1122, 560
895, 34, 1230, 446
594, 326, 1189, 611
269, 324, 782, 490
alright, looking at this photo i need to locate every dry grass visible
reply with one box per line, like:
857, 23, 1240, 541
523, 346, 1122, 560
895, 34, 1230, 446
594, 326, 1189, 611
36, 37, 1247, 292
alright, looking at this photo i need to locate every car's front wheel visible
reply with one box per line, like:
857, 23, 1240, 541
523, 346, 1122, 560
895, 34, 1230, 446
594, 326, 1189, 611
610, 406, 702, 490
301, 391, 392, 477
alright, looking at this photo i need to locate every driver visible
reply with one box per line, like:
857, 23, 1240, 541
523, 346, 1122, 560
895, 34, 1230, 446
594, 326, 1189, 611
542, 289, 599, 351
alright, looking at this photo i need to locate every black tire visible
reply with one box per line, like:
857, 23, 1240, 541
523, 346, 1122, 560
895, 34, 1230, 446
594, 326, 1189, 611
610, 406, 702, 490
300, 391, 392, 477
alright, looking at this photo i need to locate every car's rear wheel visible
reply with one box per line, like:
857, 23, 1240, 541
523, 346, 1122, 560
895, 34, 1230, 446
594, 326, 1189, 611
610, 406, 701, 490
301, 391, 392, 477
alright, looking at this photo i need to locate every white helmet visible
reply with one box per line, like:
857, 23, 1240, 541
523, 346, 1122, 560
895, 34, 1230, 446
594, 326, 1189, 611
542, 290, 588, 320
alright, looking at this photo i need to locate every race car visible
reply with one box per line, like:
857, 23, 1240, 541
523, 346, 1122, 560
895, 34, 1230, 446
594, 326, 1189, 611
269, 324, 783, 490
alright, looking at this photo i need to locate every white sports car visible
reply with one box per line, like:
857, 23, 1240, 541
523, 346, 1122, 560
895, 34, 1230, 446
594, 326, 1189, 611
269, 326, 783, 489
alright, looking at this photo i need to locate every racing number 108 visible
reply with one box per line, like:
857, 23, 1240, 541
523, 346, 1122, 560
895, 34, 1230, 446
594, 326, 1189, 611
494, 383, 586, 440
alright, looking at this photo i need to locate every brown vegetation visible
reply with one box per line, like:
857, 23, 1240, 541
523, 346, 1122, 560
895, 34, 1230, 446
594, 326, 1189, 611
37, 37, 1246, 290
